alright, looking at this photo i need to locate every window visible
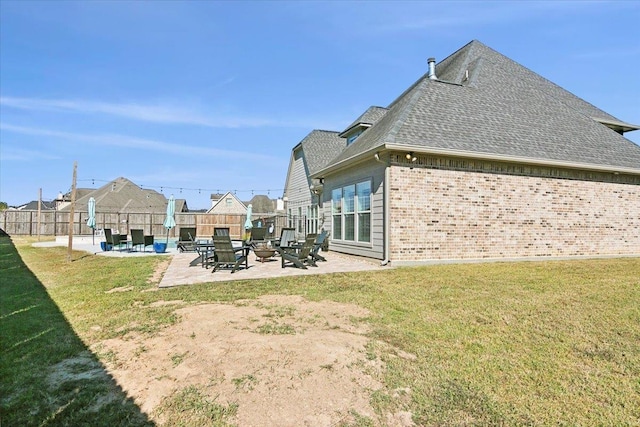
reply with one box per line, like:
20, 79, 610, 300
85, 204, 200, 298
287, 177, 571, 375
332, 180, 371, 243
307, 205, 318, 234
356, 182, 371, 242
332, 188, 342, 240
346, 131, 362, 146
226, 198, 233, 206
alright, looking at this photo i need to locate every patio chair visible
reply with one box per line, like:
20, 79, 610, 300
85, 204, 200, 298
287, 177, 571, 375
213, 227, 230, 237
278, 233, 317, 269
104, 228, 129, 251
104, 228, 114, 250
177, 227, 197, 252
249, 227, 267, 246
274, 227, 296, 251
130, 229, 154, 252
208, 235, 248, 273
310, 230, 328, 262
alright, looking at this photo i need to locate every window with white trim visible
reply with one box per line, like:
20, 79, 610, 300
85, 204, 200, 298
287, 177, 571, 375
307, 205, 318, 234
332, 180, 371, 243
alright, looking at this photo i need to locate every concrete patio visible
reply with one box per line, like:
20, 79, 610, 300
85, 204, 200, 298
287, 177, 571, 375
158, 249, 386, 288
33, 236, 389, 287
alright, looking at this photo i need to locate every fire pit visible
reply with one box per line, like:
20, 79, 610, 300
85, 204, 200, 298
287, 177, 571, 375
253, 245, 276, 262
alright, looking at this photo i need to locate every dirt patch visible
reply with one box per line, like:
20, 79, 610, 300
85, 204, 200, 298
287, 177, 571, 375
95, 295, 414, 426
149, 257, 172, 285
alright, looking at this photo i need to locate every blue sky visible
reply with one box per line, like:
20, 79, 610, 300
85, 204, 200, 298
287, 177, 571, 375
1, 1, 638, 210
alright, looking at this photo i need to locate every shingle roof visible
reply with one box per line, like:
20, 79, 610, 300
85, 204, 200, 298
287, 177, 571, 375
323, 40, 640, 173
338, 106, 388, 137
17, 200, 56, 210
245, 195, 276, 213
299, 130, 346, 175
60, 177, 177, 213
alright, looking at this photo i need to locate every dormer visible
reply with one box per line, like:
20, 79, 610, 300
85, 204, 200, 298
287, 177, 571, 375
592, 117, 640, 135
339, 106, 388, 145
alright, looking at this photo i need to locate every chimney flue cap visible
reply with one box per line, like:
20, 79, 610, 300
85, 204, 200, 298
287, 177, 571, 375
427, 57, 437, 80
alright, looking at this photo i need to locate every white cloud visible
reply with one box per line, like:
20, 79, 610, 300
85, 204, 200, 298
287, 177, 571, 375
0, 123, 279, 162
0, 96, 277, 128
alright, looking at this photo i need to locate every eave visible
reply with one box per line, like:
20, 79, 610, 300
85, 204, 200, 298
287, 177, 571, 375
312, 143, 640, 179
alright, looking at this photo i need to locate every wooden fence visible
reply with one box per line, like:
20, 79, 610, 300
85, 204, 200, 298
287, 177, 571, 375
0, 211, 287, 241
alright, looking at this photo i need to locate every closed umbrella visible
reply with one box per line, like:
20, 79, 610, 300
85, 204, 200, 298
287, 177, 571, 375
244, 204, 253, 241
163, 194, 176, 244
87, 197, 96, 245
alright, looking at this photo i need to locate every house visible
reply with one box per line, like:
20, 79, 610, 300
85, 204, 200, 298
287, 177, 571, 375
283, 130, 347, 236
284, 40, 640, 265
207, 191, 246, 214
13, 200, 57, 211
246, 194, 277, 215
58, 177, 188, 214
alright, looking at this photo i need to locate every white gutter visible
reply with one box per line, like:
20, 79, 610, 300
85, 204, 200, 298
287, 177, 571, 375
375, 152, 391, 266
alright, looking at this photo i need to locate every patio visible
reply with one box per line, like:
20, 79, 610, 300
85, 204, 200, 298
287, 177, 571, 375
158, 249, 384, 287
33, 236, 387, 287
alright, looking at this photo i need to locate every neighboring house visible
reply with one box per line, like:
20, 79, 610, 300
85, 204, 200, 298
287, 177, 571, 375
58, 177, 188, 214
245, 194, 277, 215
207, 191, 247, 214
13, 200, 57, 211
285, 40, 640, 264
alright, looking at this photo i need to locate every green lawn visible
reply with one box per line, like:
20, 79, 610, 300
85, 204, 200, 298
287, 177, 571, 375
1, 234, 639, 426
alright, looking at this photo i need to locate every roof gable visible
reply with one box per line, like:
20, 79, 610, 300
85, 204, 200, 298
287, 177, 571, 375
207, 191, 247, 214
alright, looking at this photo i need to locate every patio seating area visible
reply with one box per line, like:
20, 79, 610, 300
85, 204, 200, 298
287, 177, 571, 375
32, 235, 385, 287
159, 248, 381, 287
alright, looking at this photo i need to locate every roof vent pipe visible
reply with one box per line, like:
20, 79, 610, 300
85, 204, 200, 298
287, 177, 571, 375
427, 57, 437, 80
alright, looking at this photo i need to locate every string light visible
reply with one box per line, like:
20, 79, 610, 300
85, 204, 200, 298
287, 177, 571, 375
76, 178, 292, 198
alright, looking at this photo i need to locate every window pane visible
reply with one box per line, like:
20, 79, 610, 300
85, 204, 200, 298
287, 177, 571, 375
344, 214, 354, 241
332, 189, 342, 214
332, 215, 342, 239
356, 181, 371, 212
358, 213, 370, 242
344, 185, 355, 213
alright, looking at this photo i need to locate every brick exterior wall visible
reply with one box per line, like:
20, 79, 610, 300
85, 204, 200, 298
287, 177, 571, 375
388, 160, 640, 262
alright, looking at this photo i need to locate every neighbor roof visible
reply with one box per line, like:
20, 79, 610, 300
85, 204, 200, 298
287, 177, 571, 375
321, 40, 640, 175
59, 177, 176, 213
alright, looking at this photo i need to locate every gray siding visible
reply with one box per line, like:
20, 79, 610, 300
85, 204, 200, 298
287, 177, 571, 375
284, 148, 313, 238
322, 159, 386, 260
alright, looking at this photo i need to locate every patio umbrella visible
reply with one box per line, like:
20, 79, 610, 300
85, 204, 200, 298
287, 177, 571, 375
244, 204, 253, 241
163, 194, 176, 244
87, 197, 96, 245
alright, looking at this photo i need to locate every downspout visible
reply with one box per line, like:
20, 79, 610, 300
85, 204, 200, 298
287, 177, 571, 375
375, 152, 391, 266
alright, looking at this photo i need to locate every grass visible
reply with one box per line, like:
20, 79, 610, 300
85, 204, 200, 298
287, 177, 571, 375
1, 234, 639, 425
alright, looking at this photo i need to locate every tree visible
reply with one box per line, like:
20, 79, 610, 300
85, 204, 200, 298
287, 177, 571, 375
0, 201, 8, 211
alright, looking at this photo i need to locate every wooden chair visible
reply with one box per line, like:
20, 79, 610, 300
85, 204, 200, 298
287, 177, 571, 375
275, 227, 296, 251
208, 235, 248, 273
310, 230, 328, 262
278, 233, 317, 269
177, 227, 197, 252
213, 227, 230, 237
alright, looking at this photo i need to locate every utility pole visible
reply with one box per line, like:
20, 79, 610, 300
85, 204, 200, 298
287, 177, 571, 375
37, 188, 42, 242
67, 162, 77, 262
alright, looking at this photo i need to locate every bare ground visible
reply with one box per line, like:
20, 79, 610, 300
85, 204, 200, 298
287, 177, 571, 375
91, 294, 415, 426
